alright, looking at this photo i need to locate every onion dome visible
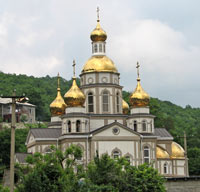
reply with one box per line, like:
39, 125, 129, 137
122, 99, 129, 114
171, 142, 185, 159
50, 73, 67, 116
64, 60, 86, 107
90, 12, 107, 42
156, 146, 170, 159
82, 55, 118, 73
130, 62, 150, 107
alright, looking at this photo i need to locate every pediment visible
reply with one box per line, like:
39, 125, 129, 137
26, 132, 35, 145
91, 122, 141, 138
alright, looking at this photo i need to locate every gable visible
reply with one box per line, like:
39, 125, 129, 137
93, 124, 140, 139
26, 132, 35, 145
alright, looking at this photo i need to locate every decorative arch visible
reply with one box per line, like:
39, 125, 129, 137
111, 147, 122, 159
124, 152, 133, 164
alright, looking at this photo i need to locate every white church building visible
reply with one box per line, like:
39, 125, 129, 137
24, 13, 188, 178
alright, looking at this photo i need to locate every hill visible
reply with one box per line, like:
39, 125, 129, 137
0, 72, 200, 175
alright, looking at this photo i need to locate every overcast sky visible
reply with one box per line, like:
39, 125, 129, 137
0, 0, 200, 107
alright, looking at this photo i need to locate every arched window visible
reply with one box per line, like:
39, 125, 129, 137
134, 120, 137, 132
88, 92, 94, 113
125, 155, 131, 164
76, 120, 81, 132
113, 151, 120, 159
164, 163, 168, 174
99, 44, 102, 52
102, 90, 109, 112
116, 93, 120, 113
142, 120, 147, 131
144, 146, 150, 163
94, 44, 98, 53
68, 120, 71, 133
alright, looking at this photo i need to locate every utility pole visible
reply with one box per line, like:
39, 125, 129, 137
184, 131, 189, 177
2, 90, 28, 192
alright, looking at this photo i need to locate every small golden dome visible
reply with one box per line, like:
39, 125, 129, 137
171, 142, 185, 159
90, 21, 107, 42
64, 77, 86, 107
156, 146, 170, 159
122, 99, 129, 114
129, 78, 150, 107
82, 55, 118, 73
50, 74, 67, 116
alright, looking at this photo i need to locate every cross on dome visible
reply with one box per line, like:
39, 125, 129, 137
97, 7, 100, 22
136, 62, 140, 79
72, 60, 76, 78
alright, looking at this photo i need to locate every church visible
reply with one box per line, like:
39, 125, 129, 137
24, 11, 188, 177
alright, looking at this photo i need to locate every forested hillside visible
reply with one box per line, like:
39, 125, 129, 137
0, 72, 200, 175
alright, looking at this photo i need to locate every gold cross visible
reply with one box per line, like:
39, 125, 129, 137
97, 7, 100, 21
136, 62, 140, 79
72, 60, 76, 77
57, 72, 60, 88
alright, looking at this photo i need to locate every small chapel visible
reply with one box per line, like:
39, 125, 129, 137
24, 10, 188, 177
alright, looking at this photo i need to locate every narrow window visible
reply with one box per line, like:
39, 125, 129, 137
103, 44, 106, 53
94, 44, 98, 53
134, 120, 137, 131
76, 120, 81, 132
68, 121, 71, 133
144, 146, 150, 163
116, 93, 120, 113
142, 120, 147, 131
164, 163, 168, 174
99, 44, 102, 52
150, 121, 152, 132
102, 91, 109, 112
88, 92, 94, 113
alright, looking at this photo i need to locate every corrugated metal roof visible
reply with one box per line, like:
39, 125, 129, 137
30, 128, 61, 138
15, 153, 31, 163
154, 128, 173, 138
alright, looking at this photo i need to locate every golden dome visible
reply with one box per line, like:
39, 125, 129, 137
129, 78, 150, 107
122, 99, 129, 114
64, 77, 86, 107
156, 146, 170, 159
50, 74, 67, 116
82, 55, 118, 73
171, 142, 185, 159
90, 20, 107, 42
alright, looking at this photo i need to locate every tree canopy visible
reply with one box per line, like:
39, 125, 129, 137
15, 145, 166, 192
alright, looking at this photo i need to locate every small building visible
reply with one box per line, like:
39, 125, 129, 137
0, 98, 36, 123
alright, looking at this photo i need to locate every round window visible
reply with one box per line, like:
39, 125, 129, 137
88, 77, 94, 84
102, 77, 108, 83
112, 127, 120, 135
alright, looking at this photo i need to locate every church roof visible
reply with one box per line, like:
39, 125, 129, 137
154, 128, 173, 140
30, 128, 61, 139
15, 153, 31, 164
